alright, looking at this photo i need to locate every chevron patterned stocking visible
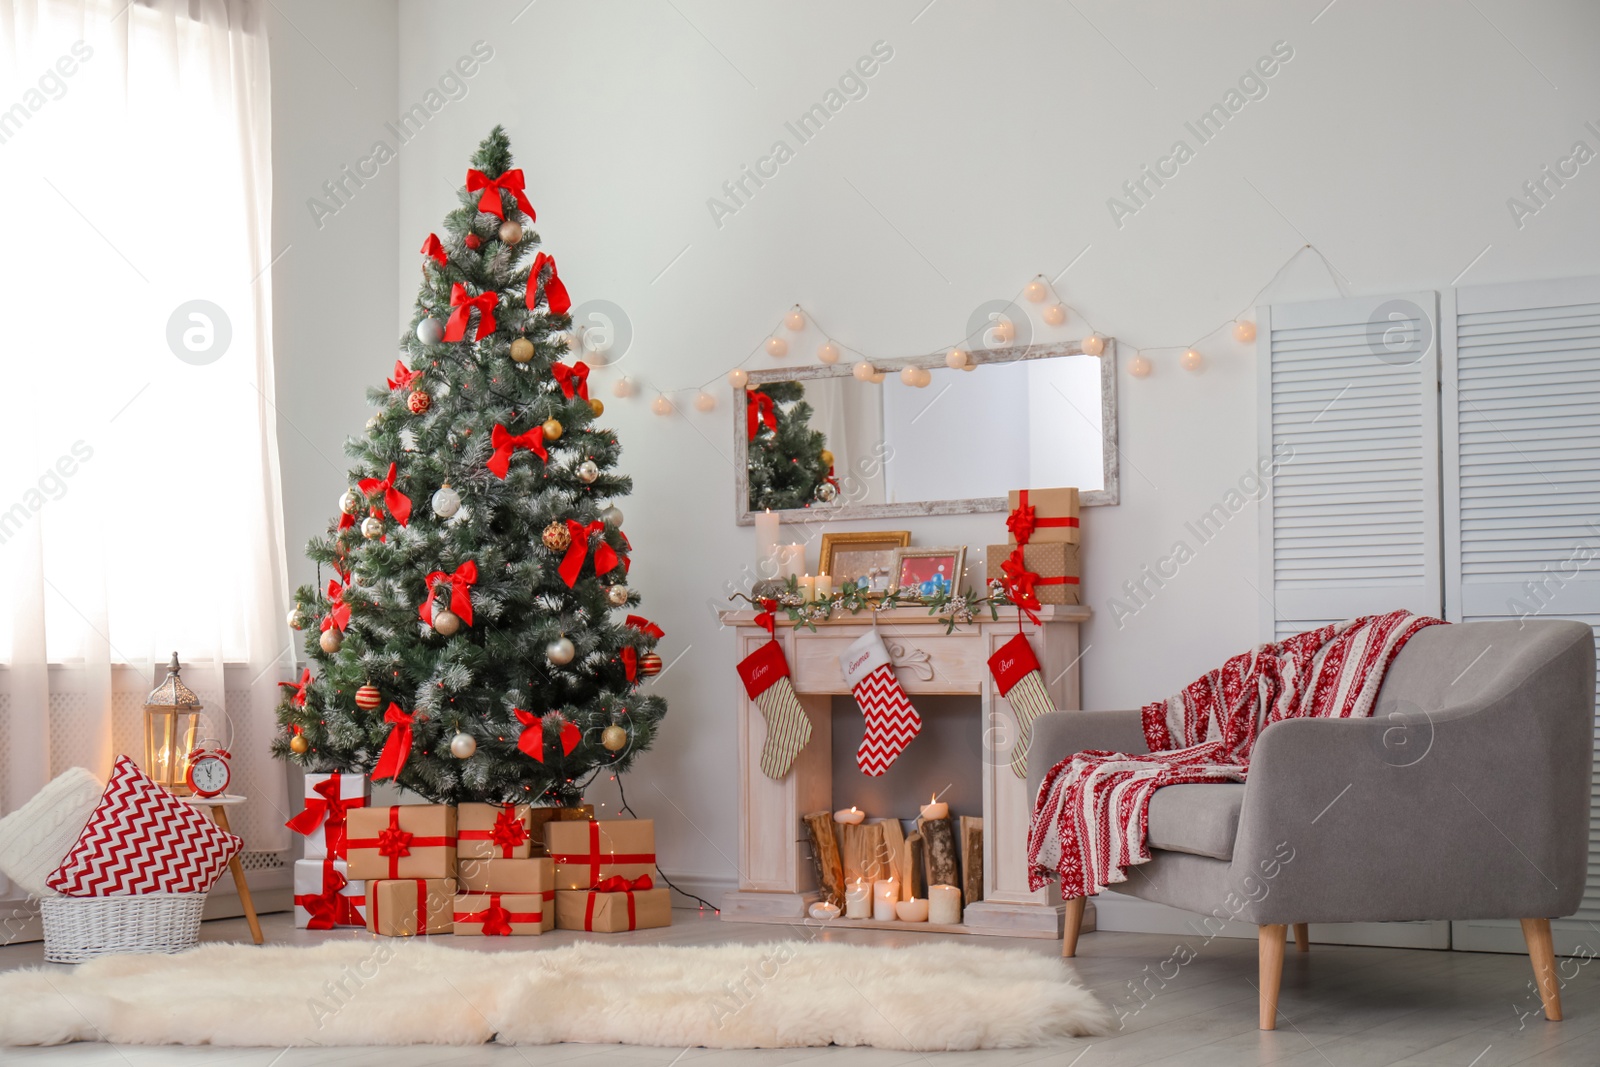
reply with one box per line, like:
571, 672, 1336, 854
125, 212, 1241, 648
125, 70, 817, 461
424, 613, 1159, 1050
840, 630, 922, 776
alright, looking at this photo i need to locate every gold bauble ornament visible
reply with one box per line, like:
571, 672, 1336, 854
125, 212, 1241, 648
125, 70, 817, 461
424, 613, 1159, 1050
320, 628, 343, 653
450, 732, 477, 758
510, 337, 535, 363
499, 220, 523, 245
820, 449, 834, 467
606, 584, 629, 606
588, 398, 604, 417
289, 734, 310, 754
601, 724, 628, 751
542, 417, 563, 441
542, 521, 571, 551
432, 608, 461, 636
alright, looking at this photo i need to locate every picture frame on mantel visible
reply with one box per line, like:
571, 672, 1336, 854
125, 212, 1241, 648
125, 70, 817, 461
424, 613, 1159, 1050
819, 531, 910, 596
892, 545, 967, 598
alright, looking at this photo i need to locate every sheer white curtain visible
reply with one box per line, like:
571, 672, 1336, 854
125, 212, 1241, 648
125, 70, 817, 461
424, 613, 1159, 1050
0, 0, 289, 862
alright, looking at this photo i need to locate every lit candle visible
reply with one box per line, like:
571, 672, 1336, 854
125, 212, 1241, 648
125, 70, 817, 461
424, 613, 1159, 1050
755, 510, 779, 578
845, 880, 871, 919
895, 898, 930, 923
920, 794, 949, 821
815, 573, 833, 599
873, 879, 899, 921
808, 901, 841, 921
928, 884, 961, 925
799, 574, 816, 601
833, 806, 865, 825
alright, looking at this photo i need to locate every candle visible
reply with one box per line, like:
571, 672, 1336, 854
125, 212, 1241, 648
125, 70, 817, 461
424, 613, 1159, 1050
755, 509, 779, 578
799, 574, 816, 601
895, 898, 930, 923
873, 879, 899, 921
920, 794, 949, 821
834, 806, 865, 825
779, 543, 806, 579
929, 884, 961, 925
845, 880, 871, 919
808, 901, 841, 921
815, 573, 833, 599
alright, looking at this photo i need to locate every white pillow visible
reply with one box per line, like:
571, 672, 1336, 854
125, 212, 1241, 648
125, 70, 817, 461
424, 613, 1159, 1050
0, 768, 104, 897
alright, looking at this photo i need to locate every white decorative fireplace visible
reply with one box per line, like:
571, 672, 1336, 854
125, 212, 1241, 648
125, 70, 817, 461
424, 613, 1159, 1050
719, 604, 1093, 939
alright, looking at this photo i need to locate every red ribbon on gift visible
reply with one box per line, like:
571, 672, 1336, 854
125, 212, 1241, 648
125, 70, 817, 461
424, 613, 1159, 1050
419, 560, 477, 628
527, 252, 571, 316
486, 423, 547, 479
466, 167, 535, 220
1000, 547, 1075, 627
369, 878, 434, 936
279, 668, 312, 708
346, 806, 454, 879
358, 462, 412, 527
284, 775, 367, 856
387, 359, 422, 391
583, 875, 653, 931
459, 804, 530, 858
558, 520, 620, 588
1005, 489, 1079, 546
444, 283, 499, 342
552, 361, 590, 401
746, 390, 776, 441
420, 233, 447, 267
371, 704, 415, 783
323, 579, 351, 633
454, 891, 552, 935
294, 859, 363, 930
553, 820, 657, 890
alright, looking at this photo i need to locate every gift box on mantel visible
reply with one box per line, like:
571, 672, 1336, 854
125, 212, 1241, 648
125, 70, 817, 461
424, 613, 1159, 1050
345, 804, 458, 882
457, 802, 533, 860
454, 891, 555, 935
1006, 487, 1080, 546
526, 804, 594, 856
458, 855, 553, 894
555, 877, 671, 933
987, 542, 1081, 606
293, 857, 366, 929
365, 877, 456, 936
547, 818, 656, 891
286, 772, 369, 860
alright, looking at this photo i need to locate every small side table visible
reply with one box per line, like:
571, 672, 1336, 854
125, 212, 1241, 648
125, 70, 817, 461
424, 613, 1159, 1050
180, 794, 263, 945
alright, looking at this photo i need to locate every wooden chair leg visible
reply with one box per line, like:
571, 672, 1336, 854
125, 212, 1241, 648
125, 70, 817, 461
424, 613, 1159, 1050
1061, 897, 1086, 958
1259, 924, 1287, 1030
1521, 918, 1563, 1022
1293, 923, 1309, 953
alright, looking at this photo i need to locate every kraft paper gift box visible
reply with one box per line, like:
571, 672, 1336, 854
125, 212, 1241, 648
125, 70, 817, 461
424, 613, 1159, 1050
365, 877, 456, 936
555, 883, 672, 932
286, 771, 369, 860
345, 804, 458, 881
986, 542, 1081, 606
453, 891, 556, 935
526, 804, 594, 856
457, 855, 553, 894
456, 802, 534, 860
1006, 487, 1080, 546
546, 818, 656, 891
292, 857, 366, 929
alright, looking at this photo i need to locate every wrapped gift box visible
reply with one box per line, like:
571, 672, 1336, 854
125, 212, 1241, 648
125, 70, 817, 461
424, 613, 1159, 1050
526, 804, 594, 856
293, 857, 366, 929
454, 891, 555, 935
555, 883, 671, 932
547, 818, 656, 891
287, 772, 369, 860
457, 803, 533, 860
365, 877, 456, 936
346, 804, 458, 881
987, 543, 1081, 606
458, 855, 553, 894
1006, 487, 1080, 546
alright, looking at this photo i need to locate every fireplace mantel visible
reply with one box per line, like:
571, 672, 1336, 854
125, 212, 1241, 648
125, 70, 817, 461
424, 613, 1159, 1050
719, 604, 1092, 938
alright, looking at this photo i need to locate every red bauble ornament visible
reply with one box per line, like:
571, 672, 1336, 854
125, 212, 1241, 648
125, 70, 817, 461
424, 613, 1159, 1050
355, 684, 381, 710
408, 390, 432, 414
640, 652, 663, 677
465, 233, 482, 250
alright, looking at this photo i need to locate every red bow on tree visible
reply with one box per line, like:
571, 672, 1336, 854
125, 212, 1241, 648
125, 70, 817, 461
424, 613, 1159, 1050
419, 560, 477, 628
621, 647, 638, 682
278, 668, 312, 708
387, 360, 422, 392
486, 423, 547, 479
551, 361, 590, 401
444, 283, 499, 342
323, 579, 351, 633
754, 597, 778, 635
1000, 547, 1042, 624
527, 252, 571, 316
625, 615, 665, 640
746, 390, 776, 440
514, 708, 580, 762
371, 703, 415, 782
420, 233, 447, 267
558, 519, 620, 588
593, 873, 654, 893
465, 167, 536, 220
358, 462, 412, 527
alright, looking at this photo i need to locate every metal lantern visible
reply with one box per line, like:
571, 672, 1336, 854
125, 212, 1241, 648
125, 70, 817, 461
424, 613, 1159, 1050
143, 652, 202, 794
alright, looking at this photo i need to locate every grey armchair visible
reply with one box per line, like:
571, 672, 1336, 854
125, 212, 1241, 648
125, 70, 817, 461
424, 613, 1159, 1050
1028, 619, 1595, 1030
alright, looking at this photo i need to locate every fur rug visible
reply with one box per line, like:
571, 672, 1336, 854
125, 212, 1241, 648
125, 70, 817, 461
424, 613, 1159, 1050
0, 939, 1111, 1049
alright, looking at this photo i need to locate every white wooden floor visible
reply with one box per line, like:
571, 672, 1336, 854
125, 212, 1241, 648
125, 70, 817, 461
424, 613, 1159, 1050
1, 907, 1597, 1066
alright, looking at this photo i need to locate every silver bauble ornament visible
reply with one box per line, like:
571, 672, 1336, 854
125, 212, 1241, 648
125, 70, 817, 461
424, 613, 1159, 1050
320, 628, 343, 653
547, 636, 576, 665
577, 460, 600, 484
431, 484, 461, 518
366, 414, 381, 431
361, 515, 384, 539
606, 584, 629, 606
416, 317, 445, 345
815, 481, 839, 503
432, 608, 461, 636
339, 490, 362, 515
499, 220, 523, 245
602, 505, 624, 527
450, 732, 477, 758
287, 606, 307, 630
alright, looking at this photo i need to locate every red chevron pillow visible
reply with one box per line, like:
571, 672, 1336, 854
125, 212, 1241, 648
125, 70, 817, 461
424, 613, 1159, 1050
46, 755, 242, 896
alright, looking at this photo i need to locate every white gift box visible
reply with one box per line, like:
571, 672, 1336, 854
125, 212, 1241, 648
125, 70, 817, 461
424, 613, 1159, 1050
292, 857, 367, 929
291, 772, 371, 860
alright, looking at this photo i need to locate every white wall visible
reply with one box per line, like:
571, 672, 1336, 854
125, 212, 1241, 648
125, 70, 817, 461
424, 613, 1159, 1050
272, 1, 1600, 894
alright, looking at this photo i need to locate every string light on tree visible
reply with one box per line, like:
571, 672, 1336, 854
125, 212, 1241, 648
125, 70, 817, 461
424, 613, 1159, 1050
765, 337, 788, 358
818, 341, 840, 364
784, 307, 806, 331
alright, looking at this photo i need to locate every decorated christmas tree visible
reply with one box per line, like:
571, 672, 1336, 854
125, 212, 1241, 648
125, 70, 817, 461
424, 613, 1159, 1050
745, 380, 833, 510
274, 127, 667, 806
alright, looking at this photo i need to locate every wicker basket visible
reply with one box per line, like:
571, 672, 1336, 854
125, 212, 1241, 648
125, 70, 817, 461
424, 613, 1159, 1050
41, 893, 207, 963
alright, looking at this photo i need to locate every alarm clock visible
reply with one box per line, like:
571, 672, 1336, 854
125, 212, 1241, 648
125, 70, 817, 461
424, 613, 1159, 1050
185, 745, 233, 798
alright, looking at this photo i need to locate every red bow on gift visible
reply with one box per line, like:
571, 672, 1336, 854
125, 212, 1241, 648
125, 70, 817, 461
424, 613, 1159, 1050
323, 579, 351, 634
420, 233, 447, 267
279, 668, 312, 708
1006, 502, 1038, 545
480, 900, 515, 936
551, 361, 590, 401
1000, 548, 1042, 624
295, 862, 362, 930
371, 703, 415, 782
284, 776, 363, 854
419, 560, 477, 628
746, 390, 776, 441
358, 462, 412, 527
387, 359, 422, 392
527, 252, 571, 317
754, 597, 778, 635
593, 873, 654, 893
558, 519, 620, 588
377, 818, 413, 858
491, 806, 529, 850
444, 283, 499, 342
466, 167, 536, 220
514, 708, 580, 762
625, 615, 665, 640
486, 423, 547, 479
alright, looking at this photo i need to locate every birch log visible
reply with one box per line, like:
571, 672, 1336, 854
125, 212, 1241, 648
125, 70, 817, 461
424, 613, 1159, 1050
919, 815, 959, 897
838, 821, 888, 884
879, 818, 906, 899
802, 811, 845, 908
959, 815, 984, 907
904, 831, 926, 900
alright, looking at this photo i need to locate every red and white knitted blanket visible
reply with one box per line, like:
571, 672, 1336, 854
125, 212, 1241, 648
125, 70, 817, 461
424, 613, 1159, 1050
1026, 611, 1444, 898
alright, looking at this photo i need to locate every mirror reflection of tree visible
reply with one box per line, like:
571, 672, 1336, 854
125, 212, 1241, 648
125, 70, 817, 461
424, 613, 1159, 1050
746, 380, 832, 511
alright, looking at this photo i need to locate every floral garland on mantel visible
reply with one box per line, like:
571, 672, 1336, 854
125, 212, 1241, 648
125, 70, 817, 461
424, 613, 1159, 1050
729, 575, 1024, 635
